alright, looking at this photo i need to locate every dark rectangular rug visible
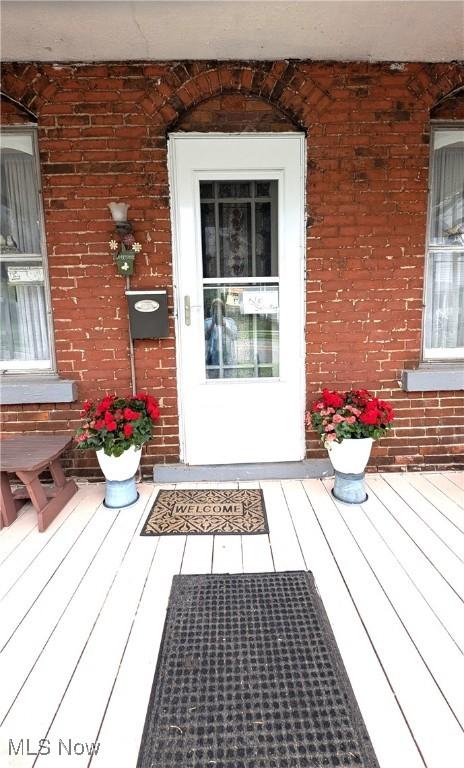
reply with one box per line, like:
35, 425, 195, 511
137, 571, 379, 768
140, 488, 268, 536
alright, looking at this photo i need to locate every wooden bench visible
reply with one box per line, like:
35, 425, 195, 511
0, 434, 78, 532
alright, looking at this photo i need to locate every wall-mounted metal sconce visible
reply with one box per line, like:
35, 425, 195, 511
107, 201, 141, 276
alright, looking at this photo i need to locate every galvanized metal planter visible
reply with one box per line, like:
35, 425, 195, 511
96, 446, 141, 508
325, 437, 373, 504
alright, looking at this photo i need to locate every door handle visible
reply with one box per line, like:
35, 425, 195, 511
184, 295, 191, 326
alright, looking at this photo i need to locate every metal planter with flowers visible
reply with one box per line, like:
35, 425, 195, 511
307, 389, 394, 504
109, 234, 142, 276
75, 392, 160, 508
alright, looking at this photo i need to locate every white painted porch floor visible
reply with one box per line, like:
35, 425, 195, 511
0, 472, 463, 768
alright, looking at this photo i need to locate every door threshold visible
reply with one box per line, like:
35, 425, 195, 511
153, 459, 332, 483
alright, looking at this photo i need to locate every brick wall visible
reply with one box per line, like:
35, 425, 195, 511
1, 61, 463, 475
1, 97, 33, 124
432, 88, 464, 119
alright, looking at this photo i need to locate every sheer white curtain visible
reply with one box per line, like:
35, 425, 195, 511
0, 148, 49, 363
429, 253, 464, 349
428, 141, 464, 351
16, 285, 49, 360
1, 149, 41, 254
0, 275, 49, 362
431, 143, 464, 241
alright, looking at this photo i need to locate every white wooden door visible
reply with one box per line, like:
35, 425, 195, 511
169, 133, 305, 465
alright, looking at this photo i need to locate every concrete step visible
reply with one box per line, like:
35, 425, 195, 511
153, 459, 332, 483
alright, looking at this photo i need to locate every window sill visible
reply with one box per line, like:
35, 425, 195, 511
0, 376, 78, 405
401, 365, 464, 392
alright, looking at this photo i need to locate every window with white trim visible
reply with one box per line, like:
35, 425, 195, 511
0, 128, 53, 372
424, 125, 464, 360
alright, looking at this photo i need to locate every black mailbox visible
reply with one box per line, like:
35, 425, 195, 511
125, 290, 169, 339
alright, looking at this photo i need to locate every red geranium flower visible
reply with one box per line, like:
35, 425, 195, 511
307, 387, 394, 445
148, 403, 160, 420
354, 389, 371, 398
322, 389, 345, 409
349, 389, 372, 407
75, 391, 161, 456
96, 395, 115, 416
360, 409, 380, 425
104, 410, 117, 431
124, 407, 141, 421
377, 399, 394, 422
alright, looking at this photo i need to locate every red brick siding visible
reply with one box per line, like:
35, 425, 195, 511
0, 96, 34, 125
1, 61, 463, 476
431, 89, 464, 119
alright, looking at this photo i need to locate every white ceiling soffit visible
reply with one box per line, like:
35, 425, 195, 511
1, 0, 463, 63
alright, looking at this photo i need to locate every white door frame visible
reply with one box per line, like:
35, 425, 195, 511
168, 132, 306, 465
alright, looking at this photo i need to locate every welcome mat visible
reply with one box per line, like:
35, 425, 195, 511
140, 488, 268, 536
137, 572, 379, 768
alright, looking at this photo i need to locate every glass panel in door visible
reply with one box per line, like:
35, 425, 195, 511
200, 181, 279, 380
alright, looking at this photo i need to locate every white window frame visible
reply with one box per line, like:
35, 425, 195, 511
0, 126, 56, 374
422, 122, 464, 361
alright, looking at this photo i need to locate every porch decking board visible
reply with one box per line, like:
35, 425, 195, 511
0, 487, 104, 653
212, 534, 243, 573
0, 505, 39, 565
0, 497, 123, 726
426, 473, 464, 506
260, 480, 306, 571
360, 483, 464, 653
89, 534, 187, 768
0, 487, 92, 601
0, 486, 154, 758
366, 474, 464, 600
0, 473, 462, 768
241, 533, 274, 573
441, 471, 464, 490
283, 479, 425, 768
181, 534, 214, 574
305, 479, 464, 768
411, 474, 464, 528
326, 481, 464, 729
382, 474, 464, 561
239, 481, 275, 572
34, 487, 162, 767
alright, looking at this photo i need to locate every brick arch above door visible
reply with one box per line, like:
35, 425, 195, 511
172, 93, 301, 133
143, 62, 332, 130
